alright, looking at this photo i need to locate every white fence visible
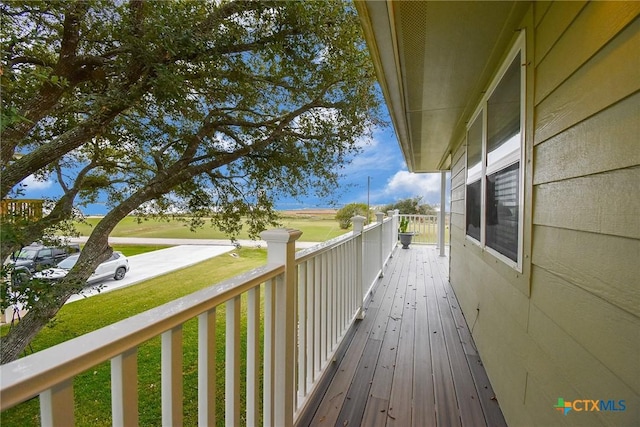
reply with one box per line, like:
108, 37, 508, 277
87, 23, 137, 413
0, 214, 399, 426
397, 213, 450, 245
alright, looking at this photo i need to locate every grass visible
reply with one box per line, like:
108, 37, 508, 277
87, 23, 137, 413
73, 212, 346, 242
110, 244, 172, 257
1, 247, 267, 426
1, 211, 391, 424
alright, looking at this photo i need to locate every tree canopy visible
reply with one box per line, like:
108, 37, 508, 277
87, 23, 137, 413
381, 197, 436, 215
335, 202, 369, 229
0, 0, 381, 363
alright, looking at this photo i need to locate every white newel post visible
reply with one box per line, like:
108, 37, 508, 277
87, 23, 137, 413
376, 212, 385, 277
387, 210, 396, 254
393, 209, 399, 244
439, 170, 446, 257
352, 216, 366, 319
261, 228, 302, 427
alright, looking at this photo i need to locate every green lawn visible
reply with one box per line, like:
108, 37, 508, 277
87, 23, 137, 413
1, 212, 358, 425
1, 248, 267, 426
110, 244, 172, 257
73, 213, 346, 242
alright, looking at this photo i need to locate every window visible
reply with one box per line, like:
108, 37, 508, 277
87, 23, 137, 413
38, 248, 52, 260
465, 32, 525, 269
466, 115, 482, 241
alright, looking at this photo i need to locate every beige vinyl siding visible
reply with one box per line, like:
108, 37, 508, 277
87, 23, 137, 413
535, 9, 640, 143
449, 2, 640, 426
533, 1, 587, 63
449, 143, 466, 233
534, 1, 638, 103
533, 93, 640, 185
530, 0, 639, 424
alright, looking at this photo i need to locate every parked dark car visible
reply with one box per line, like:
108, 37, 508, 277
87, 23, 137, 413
5, 243, 81, 273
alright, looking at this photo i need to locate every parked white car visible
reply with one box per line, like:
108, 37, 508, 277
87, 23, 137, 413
35, 252, 130, 284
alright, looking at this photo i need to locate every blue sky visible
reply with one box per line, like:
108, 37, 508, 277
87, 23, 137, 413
273, 120, 451, 211
18, 110, 450, 215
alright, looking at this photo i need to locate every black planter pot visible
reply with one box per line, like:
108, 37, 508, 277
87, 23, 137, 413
398, 232, 414, 249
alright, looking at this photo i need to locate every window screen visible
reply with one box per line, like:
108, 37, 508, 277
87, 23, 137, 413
466, 180, 481, 241
463, 34, 524, 269
466, 114, 483, 241
486, 162, 519, 261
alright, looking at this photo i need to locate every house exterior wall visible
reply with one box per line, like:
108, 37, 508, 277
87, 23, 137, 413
449, 2, 640, 426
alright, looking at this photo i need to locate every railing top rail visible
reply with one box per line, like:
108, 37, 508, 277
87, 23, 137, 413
295, 230, 356, 263
0, 263, 284, 410
295, 216, 391, 263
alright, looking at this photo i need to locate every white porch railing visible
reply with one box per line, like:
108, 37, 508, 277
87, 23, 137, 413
0, 213, 399, 426
397, 213, 449, 245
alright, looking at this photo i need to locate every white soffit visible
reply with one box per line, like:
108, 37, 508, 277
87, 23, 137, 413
356, 1, 529, 172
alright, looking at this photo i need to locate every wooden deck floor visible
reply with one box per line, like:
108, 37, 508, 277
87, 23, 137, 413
303, 245, 507, 427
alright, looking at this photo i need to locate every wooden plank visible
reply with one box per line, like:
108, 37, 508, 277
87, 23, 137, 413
533, 167, 640, 239
433, 271, 486, 427
446, 285, 507, 426
334, 338, 383, 426
307, 284, 385, 423
535, 1, 639, 102
533, 92, 640, 185
361, 395, 390, 427
363, 250, 411, 423
369, 265, 403, 341
425, 255, 462, 427
535, 16, 640, 144
296, 308, 377, 426
444, 281, 478, 358
386, 249, 417, 426
305, 307, 378, 423
309, 246, 511, 427
466, 355, 508, 427
309, 246, 404, 425
412, 248, 436, 426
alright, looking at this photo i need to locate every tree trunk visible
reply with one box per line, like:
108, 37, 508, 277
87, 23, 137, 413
0, 178, 160, 363
0, 216, 115, 364
1, 292, 74, 364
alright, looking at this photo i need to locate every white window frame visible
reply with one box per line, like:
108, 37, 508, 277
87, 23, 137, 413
464, 31, 526, 271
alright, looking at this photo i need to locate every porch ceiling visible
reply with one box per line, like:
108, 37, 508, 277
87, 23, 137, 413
356, 1, 529, 172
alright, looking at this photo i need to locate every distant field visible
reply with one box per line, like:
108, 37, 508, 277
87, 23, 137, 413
74, 210, 345, 242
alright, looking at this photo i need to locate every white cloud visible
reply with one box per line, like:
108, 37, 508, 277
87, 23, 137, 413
21, 174, 53, 191
383, 170, 441, 198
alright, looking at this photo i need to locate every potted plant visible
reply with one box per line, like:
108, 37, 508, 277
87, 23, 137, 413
398, 217, 414, 249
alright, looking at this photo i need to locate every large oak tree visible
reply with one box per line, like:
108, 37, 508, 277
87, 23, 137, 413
0, 0, 381, 363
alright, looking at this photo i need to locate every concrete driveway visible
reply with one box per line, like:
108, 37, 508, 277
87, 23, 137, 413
66, 245, 234, 303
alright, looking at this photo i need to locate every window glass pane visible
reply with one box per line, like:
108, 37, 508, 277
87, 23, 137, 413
466, 180, 481, 241
486, 162, 519, 262
487, 53, 520, 169
467, 114, 483, 181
